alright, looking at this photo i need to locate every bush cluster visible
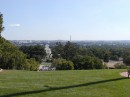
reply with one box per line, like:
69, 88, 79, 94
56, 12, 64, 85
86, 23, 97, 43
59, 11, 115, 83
52, 58, 74, 70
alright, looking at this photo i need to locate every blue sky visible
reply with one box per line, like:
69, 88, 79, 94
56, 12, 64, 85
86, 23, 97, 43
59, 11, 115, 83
0, 0, 130, 40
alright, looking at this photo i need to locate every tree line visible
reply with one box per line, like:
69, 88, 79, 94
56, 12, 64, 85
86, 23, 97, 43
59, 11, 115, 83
18, 41, 130, 70
51, 41, 130, 70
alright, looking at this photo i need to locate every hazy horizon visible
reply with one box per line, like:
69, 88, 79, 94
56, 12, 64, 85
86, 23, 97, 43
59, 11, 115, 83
1, 0, 130, 40
9, 39, 130, 41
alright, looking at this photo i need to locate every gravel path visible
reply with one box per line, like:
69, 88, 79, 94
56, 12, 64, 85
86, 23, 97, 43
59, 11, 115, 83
120, 72, 128, 77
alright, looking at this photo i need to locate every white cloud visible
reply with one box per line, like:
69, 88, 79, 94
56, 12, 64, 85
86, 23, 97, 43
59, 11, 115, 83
10, 24, 21, 27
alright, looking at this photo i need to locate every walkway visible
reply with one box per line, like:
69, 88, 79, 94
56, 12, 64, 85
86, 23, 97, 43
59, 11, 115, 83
120, 72, 128, 77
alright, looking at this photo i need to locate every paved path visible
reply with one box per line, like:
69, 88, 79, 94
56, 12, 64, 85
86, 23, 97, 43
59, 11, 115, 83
120, 72, 128, 77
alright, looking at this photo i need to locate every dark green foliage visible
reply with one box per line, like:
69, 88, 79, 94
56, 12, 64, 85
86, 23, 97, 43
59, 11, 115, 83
24, 58, 39, 71
52, 58, 74, 70
123, 49, 130, 66
62, 41, 79, 60
93, 57, 104, 69
72, 55, 83, 69
123, 55, 130, 66
73, 55, 103, 70
52, 41, 79, 61
52, 42, 105, 70
19, 45, 46, 63
52, 42, 64, 58
52, 42, 125, 63
52, 41, 130, 70
103, 53, 110, 62
85, 46, 124, 61
88, 47, 108, 59
109, 48, 123, 60
78, 47, 94, 57
110, 55, 119, 61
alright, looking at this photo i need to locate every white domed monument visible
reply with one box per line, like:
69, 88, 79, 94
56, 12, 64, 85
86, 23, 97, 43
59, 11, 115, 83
45, 44, 52, 61
38, 44, 55, 71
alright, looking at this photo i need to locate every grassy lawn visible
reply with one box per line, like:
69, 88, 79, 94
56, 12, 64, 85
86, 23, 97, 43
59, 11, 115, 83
0, 69, 129, 97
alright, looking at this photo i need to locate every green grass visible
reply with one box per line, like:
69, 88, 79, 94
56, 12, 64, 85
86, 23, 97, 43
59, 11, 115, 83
0, 69, 129, 97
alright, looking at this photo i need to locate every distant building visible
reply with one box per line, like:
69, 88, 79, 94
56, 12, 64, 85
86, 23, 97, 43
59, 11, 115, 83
38, 65, 55, 71
45, 44, 52, 61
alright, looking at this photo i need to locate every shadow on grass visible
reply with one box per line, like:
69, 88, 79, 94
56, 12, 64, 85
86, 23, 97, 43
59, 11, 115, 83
0, 77, 127, 97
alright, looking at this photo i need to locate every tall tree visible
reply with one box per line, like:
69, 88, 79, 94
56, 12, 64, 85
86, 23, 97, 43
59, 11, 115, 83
19, 45, 46, 63
0, 13, 4, 38
62, 41, 79, 60
51, 42, 64, 59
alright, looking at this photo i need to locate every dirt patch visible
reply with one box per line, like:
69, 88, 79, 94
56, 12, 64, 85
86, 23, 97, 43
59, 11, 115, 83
104, 60, 123, 68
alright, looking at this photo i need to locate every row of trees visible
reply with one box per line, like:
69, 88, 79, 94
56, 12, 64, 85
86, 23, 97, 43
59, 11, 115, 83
52, 56, 104, 70
52, 42, 111, 63
51, 42, 104, 70
19, 42, 104, 70
52, 42, 129, 62
51, 41, 130, 70
19, 41, 130, 70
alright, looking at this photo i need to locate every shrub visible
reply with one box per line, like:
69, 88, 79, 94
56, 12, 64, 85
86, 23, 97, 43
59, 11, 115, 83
24, 58, 39, 71
52, 58, 74, 70
73, 55, 103, 70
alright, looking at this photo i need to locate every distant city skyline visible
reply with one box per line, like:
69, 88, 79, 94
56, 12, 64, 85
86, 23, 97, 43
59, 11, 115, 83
1, 0, 130, 40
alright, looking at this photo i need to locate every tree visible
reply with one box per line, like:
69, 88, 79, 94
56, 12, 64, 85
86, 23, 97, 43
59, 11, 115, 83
19, 45, 46, 63
24, 58, 39, 71
51, 42, 64, 59
103, 53, 110, 62
62, 41, 79, 60
110, 55, 119, 61
0, 13, 4, 38
123, 55, 130, 66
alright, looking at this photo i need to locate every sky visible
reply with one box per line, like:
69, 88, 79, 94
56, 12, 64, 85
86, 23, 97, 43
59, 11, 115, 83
0, 0, 130, 40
